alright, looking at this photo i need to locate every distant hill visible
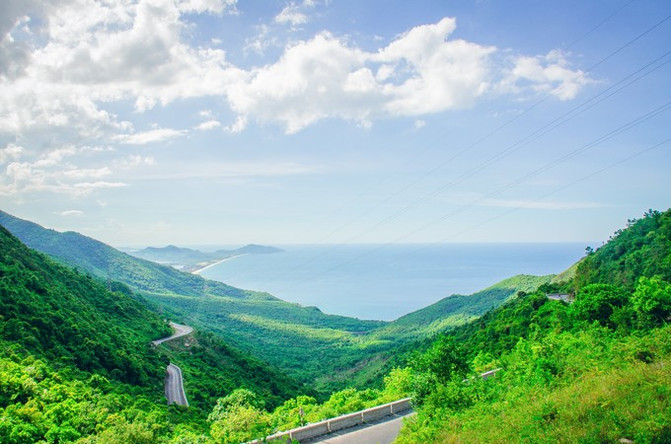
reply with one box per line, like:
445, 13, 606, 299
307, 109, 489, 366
0, 210, 556, 392
131, 243, 283, 272
376, 274, 554, 341
0, 224, 308, 441
0, 210, 252, 299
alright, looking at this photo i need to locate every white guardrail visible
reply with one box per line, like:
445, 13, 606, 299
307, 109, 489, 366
249, 397, 413, 443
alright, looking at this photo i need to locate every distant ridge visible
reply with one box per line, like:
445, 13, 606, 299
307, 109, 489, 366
131, 243, 283, 271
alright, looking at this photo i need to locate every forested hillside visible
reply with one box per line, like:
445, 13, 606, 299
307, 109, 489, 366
394, 209, 671, 443
0, 226, 306, 442
0, 224, 170, 384
1, 210, 544, 393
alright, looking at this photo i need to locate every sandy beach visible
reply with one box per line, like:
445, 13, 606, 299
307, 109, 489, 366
191, 254, 246, 274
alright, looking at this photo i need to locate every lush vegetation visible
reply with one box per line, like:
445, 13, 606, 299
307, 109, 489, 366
393, 209, 671, 443
1, 210, 542, 393
2, 208, 668, 443
0, 225, 305, 442
203, 209, 671, 442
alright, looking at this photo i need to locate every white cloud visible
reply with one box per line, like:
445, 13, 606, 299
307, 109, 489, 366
177, 0, 237, 14
275, 4, 308, 27
224, 18, 499, 133
0, 5, 591, 141
0, 143, 23, 163
195, 119, 221, 130
500, 50, 592, 100
58, 209, 84, 217
115, 128, 187, 145
414, 120, 426, 130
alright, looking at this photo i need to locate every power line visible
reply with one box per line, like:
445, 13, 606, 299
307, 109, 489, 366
269, 102, 671, 295
244, 6, 670, 290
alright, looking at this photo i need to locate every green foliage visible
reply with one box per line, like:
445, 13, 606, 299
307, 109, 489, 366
411, 335, 469, 385
575, 209, 671, 289
570, 283, 628, 328
0, 225, 170, 384
0, 351, 207, 444
396, 209, 671, 443
160, 330, 306, 413
632, 276, 671, 327
208, 390, 272, 443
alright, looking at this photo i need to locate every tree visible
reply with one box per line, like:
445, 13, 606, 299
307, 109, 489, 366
412, 335, 470, 385
632, 276, 671, 327
208, 390, 271, 443
571, 284, 628, 328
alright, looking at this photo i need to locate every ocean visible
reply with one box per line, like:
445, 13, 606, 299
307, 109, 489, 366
198, 243, 587, 321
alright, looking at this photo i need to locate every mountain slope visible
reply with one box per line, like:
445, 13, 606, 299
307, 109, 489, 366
0, 224, 170, 384
0, 211, 386, 389
396, 208, 671, 443
0, 210, 250, 299
376, 274, 553, 340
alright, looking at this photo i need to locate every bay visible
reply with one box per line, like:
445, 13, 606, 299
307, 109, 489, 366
198, 243, 587, 321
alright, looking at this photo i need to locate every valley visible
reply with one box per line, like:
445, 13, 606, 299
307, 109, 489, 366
0, 208, 669, 443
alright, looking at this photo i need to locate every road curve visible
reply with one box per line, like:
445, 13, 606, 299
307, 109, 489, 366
307, 412, 415, 444
153, 321, 193, 407
152, 322, 194, 346
165, 363, 189, 406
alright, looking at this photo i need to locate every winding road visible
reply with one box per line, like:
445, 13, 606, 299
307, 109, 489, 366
307, 412, 415, 444
153, 322, 193, 406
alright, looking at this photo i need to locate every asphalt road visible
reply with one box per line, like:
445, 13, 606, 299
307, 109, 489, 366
152, 322, 194, 346
165, 363, 189, 406
153, 321, 193, 407
307, 411, 415, 444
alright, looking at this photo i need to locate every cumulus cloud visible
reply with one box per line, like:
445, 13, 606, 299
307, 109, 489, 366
225, 18, 498, 133
115, 128, 187, 145
0, 3, 591, 142
500, 50, 591, 100
195, 120, 221, 131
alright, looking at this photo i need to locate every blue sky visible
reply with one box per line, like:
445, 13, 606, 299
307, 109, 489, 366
0, 0, 669, 247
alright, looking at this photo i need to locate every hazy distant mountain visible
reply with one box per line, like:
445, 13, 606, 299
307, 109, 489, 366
131, 243, 283, 271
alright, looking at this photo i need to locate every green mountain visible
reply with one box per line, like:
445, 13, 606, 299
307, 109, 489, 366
395, 209, 671, 443
0, 210, 551, 393
0, 224, 311, 442
130, 243, 283, 271
0, 224, 170, 385
376, 274, 553, 340
0, 211, 386, 390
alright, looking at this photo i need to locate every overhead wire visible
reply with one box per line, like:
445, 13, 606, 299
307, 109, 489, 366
269, 101, 671, 295
228, 4, 670, 293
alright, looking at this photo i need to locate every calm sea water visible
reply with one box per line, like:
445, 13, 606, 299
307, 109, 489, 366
198, 243, 587, 321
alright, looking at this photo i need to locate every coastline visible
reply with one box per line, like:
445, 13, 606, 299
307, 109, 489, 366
191, 254, 247, 274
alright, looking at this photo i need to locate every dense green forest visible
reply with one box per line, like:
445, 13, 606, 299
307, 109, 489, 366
0, 225, 304, 442
1, 208, 669, 443
0, 210, 542, 392
394, 209, 671, 443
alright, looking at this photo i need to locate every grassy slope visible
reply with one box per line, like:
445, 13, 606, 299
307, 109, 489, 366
396, 209, 671, 443
376, 274, 553, 340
